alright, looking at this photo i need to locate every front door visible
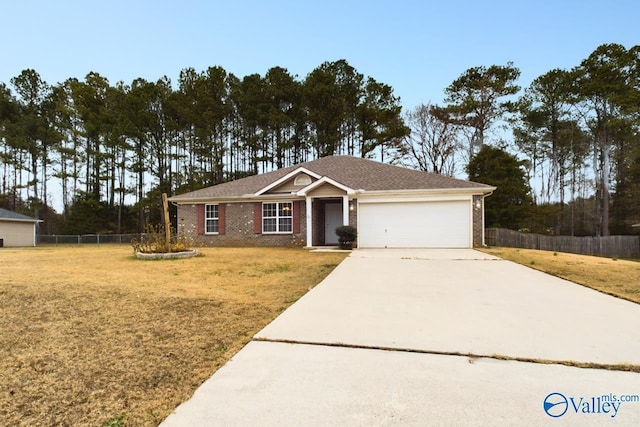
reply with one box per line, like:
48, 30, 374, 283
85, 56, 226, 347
324, 203, 342, 245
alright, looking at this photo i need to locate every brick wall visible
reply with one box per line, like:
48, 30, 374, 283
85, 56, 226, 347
472, 195, 484, 247
177, 202, 306, 247
349, 198, 358, 248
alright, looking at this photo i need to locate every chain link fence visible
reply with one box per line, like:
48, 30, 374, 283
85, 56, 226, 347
39, 234, 145, 246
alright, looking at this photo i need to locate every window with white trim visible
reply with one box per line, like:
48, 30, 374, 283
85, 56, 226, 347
263, 202, 293, 233
205, 204, 219, 234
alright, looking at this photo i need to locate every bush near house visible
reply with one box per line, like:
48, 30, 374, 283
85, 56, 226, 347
336, 225, 357, 249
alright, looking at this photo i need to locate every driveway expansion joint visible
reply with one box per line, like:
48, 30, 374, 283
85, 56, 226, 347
252, 337, 640, 373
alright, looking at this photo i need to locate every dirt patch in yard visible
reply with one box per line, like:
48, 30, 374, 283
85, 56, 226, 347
479, 247, 640, 304
0, 246, 347, 426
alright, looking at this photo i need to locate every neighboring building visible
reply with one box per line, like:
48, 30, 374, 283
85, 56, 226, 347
169, 156, 496, 248
0, 208, 42, 247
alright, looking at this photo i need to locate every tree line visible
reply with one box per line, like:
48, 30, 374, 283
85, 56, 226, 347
0, 60, 408, 233
400, 43, 639, 236
1, 44, 638, 237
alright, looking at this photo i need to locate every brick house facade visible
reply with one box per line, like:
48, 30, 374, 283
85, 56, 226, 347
178, 201, 308, 247
170, 156, 495, 248
178, 199, 363, 247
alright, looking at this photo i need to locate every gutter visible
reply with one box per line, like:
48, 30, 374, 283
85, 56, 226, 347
169, 186, 497, 204
169, 194, 302, 204
0, 218, 43, 223
356, 187, 497, 198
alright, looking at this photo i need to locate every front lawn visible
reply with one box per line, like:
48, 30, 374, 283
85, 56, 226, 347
0, 246, 347, 426
479, 247, 640, 304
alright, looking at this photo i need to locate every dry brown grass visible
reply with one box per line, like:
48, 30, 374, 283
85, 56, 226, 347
479, 247, 640, 304
0, 245, 347, 427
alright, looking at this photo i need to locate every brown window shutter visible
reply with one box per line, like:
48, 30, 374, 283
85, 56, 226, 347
218, 204, 226, 235
197, 204, 205, 235
293, 201, 301, 234
254, 202, 262, 234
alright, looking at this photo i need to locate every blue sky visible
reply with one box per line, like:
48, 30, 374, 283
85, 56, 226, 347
1, 0, 638, 110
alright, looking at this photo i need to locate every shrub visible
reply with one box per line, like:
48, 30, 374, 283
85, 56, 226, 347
335, 225, 357, 249
131, 224, 196, 254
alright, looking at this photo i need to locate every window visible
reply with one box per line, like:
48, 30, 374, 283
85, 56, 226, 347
205, 204, 219, 234
263, 202, 293, 233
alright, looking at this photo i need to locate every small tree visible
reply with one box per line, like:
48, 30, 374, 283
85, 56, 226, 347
467, 145, 532, 230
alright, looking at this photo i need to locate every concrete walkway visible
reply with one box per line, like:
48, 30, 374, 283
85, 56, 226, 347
161, 249, 640, 426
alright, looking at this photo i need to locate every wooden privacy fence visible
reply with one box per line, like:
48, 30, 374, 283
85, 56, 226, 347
485, 228, 640, 259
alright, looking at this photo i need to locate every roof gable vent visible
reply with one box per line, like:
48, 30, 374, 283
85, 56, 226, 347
294, 174, 312, 186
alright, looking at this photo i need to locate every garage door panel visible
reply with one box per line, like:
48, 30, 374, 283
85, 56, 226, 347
358, 201, 471, 248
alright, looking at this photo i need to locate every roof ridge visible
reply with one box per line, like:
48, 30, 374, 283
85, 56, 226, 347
170, 155, 493, 200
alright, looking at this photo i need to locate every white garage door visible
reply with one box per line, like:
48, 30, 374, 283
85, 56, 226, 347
358, 200, 471, 248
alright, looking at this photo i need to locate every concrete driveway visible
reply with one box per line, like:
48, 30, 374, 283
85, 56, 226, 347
161, 249, 640, 426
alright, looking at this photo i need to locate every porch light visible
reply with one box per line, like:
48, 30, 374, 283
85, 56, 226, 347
349, 201, 354, 211
474, 199, 482, 210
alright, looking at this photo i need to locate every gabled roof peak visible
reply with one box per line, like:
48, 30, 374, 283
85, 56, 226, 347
254, 167, 322, 196
170, 155, 495, 202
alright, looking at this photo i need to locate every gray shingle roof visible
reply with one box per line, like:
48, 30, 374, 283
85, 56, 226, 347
170, 156, 494, 200
0, 208, 40, 222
